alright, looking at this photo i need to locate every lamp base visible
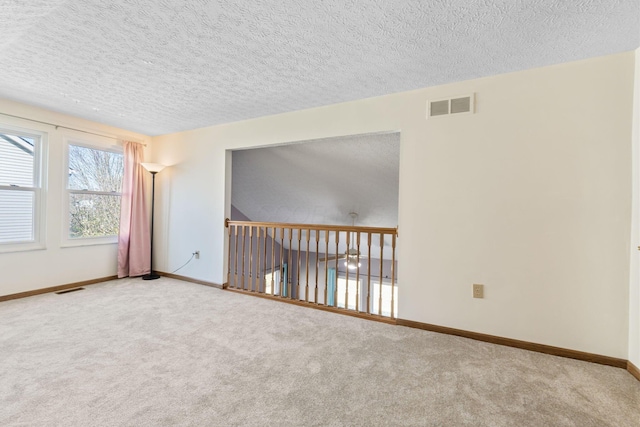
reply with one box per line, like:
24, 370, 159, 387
142, 273, 161, 280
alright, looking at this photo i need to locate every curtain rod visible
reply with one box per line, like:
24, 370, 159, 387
0, 111, 147, 146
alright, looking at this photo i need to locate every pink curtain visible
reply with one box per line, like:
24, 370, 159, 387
118, 141, 150, 278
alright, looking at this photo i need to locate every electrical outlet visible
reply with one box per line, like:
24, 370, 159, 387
194, 250, 200, 260
473, 284, 484, 299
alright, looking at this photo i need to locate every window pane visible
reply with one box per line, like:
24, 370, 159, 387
264, 270, 283, 294
0, 190, 34, 243
68, 145, 123, 192
337, 278, 359, 310
69, 193, 121, 238
0, 133, 35, 187
371, 282, 398, 317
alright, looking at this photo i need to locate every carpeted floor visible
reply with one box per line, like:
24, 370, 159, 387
0, 277, 638, 426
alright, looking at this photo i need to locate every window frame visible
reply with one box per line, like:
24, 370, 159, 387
62, 138, 123, 247
0, 124, 47, 253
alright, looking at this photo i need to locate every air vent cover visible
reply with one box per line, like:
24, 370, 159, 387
55, 287, 84, 294
430, 100, 449, 116
450, 97, 471, 114
427, 94, 475, 118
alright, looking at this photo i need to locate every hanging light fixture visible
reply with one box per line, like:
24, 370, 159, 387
344, 212, 361, 270
344, 257, 361, 270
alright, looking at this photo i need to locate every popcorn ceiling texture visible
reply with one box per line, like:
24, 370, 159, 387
0, 0, 638, 135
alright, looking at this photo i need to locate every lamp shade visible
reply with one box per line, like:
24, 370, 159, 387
141, 162, 166, 173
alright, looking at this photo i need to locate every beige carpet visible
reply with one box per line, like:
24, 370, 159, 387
0, 277, 638, 426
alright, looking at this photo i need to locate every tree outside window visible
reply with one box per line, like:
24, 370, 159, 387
68, 144, 123, 239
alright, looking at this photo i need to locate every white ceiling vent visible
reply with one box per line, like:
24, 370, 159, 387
427, 94, 475, 118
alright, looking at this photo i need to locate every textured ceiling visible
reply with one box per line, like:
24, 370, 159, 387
232, 132, 400, 229
0, 1, 638, 136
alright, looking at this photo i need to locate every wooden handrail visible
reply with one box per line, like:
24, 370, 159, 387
225, 219, 398, 235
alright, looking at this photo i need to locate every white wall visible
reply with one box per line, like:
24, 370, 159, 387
630, 48, 640, 368
0, 99, 151, 296
152, 52, 635, 358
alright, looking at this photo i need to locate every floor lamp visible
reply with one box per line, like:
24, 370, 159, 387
141, 162, 165, 280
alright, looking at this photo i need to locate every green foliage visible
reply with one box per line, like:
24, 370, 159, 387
69, 194, 121, 238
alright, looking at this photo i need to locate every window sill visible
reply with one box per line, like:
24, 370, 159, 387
60, 237, 118, 248
0, 243, 46, 254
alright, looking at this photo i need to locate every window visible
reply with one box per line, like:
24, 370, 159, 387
66, 143, 123, 243
264, 269, 281, 294
264, 264, 287, 296
336, 277, 360, 310
370, 279, 398, 317
336, 276, 398, 317
0, 127, 45, 250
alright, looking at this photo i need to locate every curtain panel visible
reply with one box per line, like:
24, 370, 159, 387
117, 141, 150, 277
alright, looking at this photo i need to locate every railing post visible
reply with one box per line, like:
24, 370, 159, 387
356, 231, 360, 312
315, 230, 320, 304
379, 233, 384, 316
279, 227, 285, 297
391, 231, 396, 319
234, 226, 239, 289
248, 226, 254, 291
297, 228, 302, 301
271, 226, 275, 295
241, 226, 246, 290
367, 232, 371, 314
288, 228, 293, 299
334, 231, 339, 307
263, 226, 268, 294
227, 222, 232, 288
324, 230, 329, 305
345, 231, 350, 309
305, 229, 310, 303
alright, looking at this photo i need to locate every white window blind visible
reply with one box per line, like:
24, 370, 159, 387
0, 132, 38, 244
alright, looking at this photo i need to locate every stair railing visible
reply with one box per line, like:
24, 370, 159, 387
225, 219, 398, 319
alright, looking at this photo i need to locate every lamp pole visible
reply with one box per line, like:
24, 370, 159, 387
141, 163, 165, 280
143, 171, 159, 280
